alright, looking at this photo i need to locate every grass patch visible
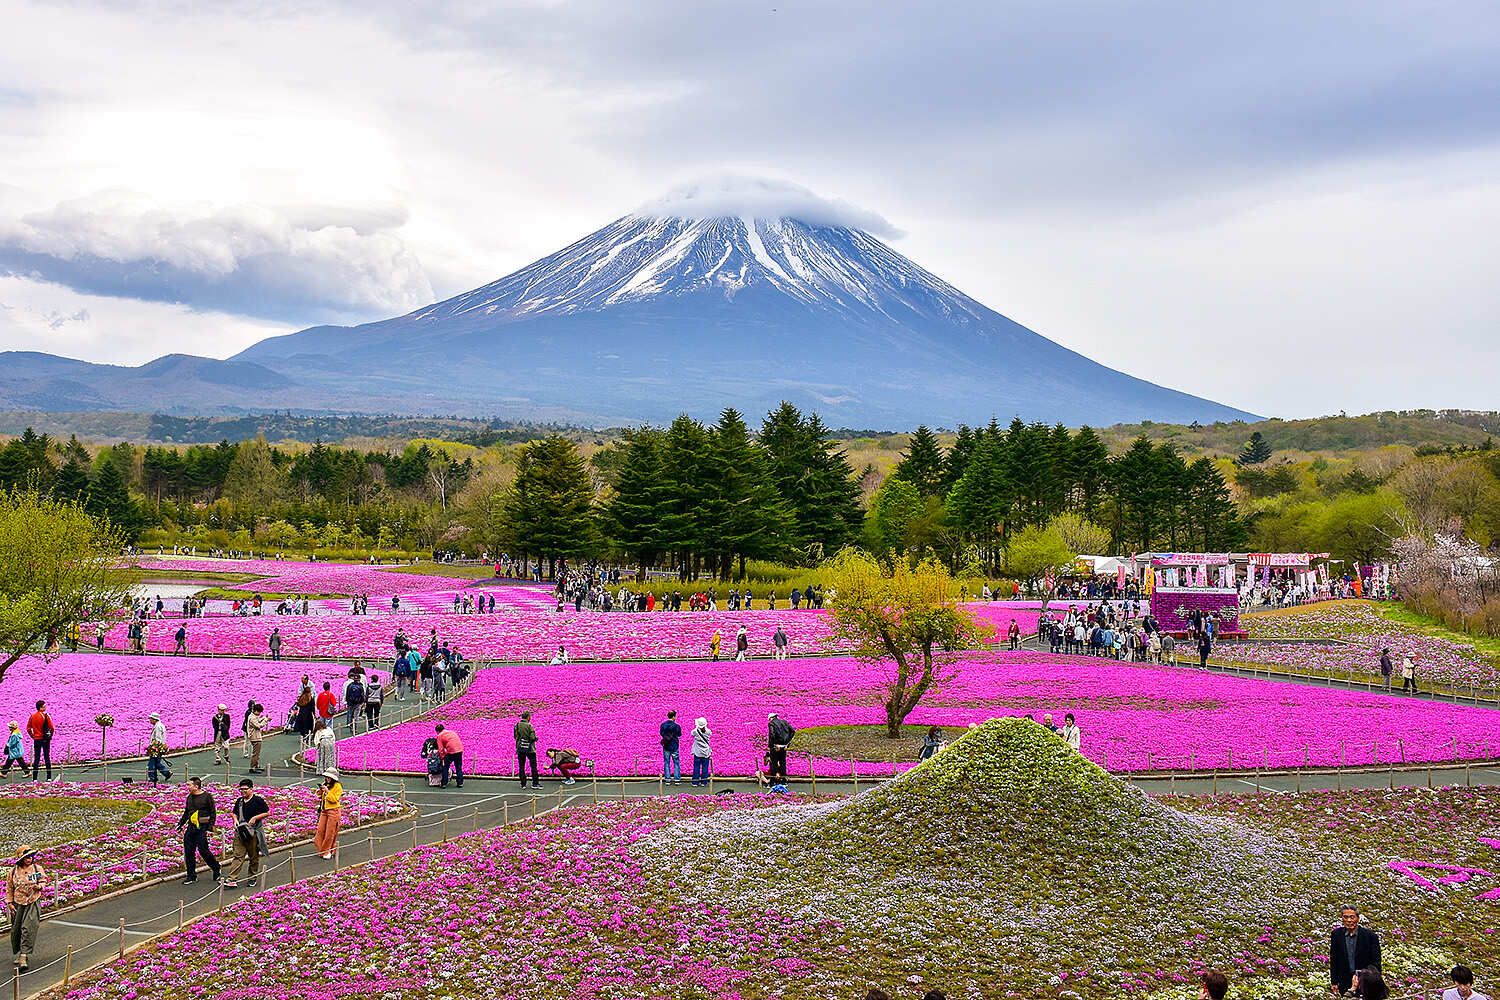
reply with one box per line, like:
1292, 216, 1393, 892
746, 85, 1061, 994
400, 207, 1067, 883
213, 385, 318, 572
796, 723, 944, 763
382, 562, 498, 580
193, 587, 345, 601
1374, 601, 1500, 663
0, 797, 151, 850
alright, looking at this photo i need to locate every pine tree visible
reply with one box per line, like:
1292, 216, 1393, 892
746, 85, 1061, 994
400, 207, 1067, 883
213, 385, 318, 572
52, 458, 91, 502
705, 408, 791, 578
85, 459, 142, 538
943, 425, 978, 492
759, 403, 863, 559
1237, 431, 1273, 466
891, 425, 947, 497
604, 429, 673, 572
502, 435, 596, 577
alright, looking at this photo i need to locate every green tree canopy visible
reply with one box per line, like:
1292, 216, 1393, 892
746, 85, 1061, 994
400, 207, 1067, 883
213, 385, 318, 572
0, 487, 130, 683
823, 549, 992, 737
501, 435, 597, 577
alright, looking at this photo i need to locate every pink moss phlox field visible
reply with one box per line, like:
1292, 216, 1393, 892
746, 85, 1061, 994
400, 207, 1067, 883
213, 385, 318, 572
102, 606, 843, 661
0, 654, 357, 761
330, 651, 1500, 777
1236, 601, 1500, 688
0, 781, 401, 909
57, 797, 827, 1000
130, 557, 458, 597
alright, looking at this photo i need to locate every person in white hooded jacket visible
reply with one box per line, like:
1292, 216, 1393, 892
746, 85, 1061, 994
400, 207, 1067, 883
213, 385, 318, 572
690, 717, 712, 786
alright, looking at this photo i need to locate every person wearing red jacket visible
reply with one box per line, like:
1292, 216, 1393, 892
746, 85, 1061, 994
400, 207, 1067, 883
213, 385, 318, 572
435, 724, 464, 787
315, 683, 337, 722
25, 701, 53, 781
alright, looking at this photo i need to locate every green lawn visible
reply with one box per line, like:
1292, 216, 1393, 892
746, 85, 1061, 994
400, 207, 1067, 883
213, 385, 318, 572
1374, 601, 1500, 662
0, 797, 151, 851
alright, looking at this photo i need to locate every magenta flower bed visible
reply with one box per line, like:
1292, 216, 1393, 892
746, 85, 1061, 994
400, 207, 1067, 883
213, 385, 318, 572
0, 654, 357, 761
101, 607, 843, 661
0, 781, 401, 909
131, 557, 458, 596
57, 797, 821, 1000
1235, 601, 1500, 688
964, 603, 1041, 637
328, 651, 1500, 777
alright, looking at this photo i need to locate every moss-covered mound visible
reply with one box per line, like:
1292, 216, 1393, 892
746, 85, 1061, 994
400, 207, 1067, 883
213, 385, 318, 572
645, 718, 1325, 995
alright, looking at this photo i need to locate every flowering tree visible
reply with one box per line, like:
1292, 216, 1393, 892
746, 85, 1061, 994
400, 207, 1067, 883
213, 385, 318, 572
0, 487, 130, 685
823, 549, 992, 737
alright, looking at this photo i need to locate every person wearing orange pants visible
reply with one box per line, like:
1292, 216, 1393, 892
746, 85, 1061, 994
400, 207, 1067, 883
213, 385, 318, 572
314, 770, 342, 860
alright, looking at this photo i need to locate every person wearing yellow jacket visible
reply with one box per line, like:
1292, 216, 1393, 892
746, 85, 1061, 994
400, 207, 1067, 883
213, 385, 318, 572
314, 770, 342, 860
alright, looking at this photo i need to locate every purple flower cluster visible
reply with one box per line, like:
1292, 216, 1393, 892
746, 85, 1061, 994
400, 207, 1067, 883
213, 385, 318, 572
1, 781, 401, 909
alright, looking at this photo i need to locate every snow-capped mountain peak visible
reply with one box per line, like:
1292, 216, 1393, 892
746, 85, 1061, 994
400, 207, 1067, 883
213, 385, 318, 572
414, 209, 982, 328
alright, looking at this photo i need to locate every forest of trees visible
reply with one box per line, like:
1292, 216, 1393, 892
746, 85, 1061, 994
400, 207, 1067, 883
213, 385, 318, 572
5, 404, 1498, 580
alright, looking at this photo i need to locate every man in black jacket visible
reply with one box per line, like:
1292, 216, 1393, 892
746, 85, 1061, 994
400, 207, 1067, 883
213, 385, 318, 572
176, 776, 221, 885
767, 713, 794, 781
1329, 905, 1381, 995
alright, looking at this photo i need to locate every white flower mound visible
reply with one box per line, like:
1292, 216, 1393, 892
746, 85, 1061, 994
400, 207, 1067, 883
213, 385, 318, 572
644, 719, 1327, 994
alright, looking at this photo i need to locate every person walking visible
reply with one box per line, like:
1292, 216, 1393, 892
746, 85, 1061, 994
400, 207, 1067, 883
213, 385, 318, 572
221, 779, 268, 889
772, 626, 788, 660
1378, 648, 1394, 691
147, 712, 172, 784
342, 673, 365, 734
211, 704, 232, 766
364, 674, 384, 730
3, 723, 30, 779
315, 683, 337, 725
173, 624, 187, 655
435, 724, 464, 788
660, 711, 682, 784
176, 776, 221, 884
1197, 629, 1213, 670
1399, 655, 1418, 694
1328, 905, 1381, 996
6, 845, 47, 973
311, 720, 336, 776
709, 630, 722, 662
515, 712, 540, 789
244, 703, 267, 774
690, 717, 712, 786
735, 625, 749, 662
314, 770, 342, 860
767, 712, 794, 781
25, 702, 52, 782
267, 627, 282, 661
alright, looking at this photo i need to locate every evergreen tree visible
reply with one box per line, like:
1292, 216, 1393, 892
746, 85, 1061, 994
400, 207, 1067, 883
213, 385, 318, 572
660, 415, 714, 575
1067, 426, 1109, 517
705, 408, 791, 578
85, 459, 142, 538
502, 435, 596, 577
943, 424, 978, 492
759, 403, 863, 559
891, 425, 947, 497
1237, 431, 1273, 466
604, 429, 673, 572
52, 458, 91, 502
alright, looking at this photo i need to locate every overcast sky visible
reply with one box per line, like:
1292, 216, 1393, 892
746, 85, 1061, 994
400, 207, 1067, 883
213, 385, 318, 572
1, 1, 1497, 418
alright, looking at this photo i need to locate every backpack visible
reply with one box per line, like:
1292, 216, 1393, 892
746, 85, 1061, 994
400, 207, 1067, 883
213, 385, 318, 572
347, 681, 365, 706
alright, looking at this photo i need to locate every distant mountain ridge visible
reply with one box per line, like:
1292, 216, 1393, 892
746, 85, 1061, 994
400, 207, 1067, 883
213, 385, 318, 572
1, 195, 1259, 428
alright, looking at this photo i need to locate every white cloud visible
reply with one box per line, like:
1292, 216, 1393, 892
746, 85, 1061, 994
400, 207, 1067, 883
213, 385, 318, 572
634, 174, 902, 237
0, 191, 433, 322
0, 274, 291, 365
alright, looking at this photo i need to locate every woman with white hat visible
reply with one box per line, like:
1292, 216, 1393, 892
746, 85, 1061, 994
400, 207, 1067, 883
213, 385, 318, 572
314, 769, 342, 860
6, 844, 47, 971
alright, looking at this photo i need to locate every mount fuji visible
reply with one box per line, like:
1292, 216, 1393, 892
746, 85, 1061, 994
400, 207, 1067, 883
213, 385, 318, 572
0, 181, 1257, 428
